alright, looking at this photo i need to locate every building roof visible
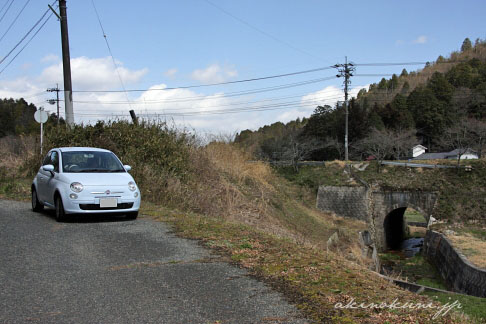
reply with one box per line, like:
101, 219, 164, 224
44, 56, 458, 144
412, 144, 427, 150
412, 148, 477, 160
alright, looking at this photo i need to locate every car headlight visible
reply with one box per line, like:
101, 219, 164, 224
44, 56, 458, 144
128, 181, 136, 191
70, 182, 84, 193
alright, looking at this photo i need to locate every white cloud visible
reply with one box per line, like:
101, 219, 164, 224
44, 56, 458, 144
191, 63, 238, 84
413, 35, 427, 44
39, 56, 148, 90
164, 68, 178, 78
1, 56, 371, 133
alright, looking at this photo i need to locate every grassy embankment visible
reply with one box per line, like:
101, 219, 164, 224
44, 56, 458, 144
0, 122, 476, 323
276, 161, 486, 322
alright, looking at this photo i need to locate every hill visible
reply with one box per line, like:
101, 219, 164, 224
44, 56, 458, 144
236, 38, 486, 160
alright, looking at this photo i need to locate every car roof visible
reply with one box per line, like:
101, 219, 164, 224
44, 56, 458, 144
56, 147, 113, 153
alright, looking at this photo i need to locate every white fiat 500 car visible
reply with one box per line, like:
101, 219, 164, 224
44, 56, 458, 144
31, 147, 141, 221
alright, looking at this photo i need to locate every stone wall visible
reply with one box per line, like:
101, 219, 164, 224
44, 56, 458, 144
316, 186, 370, 221
423, 230, 486, 298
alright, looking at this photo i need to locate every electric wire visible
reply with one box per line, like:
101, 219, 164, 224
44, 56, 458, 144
0, 4, 55, 74
0, 5, 51, 66
0, 0, 31, 44
0, 0, 12, 16
0, 0, 14, 25
202, 0, 324, 63
70, 76, 338, 105
70, 65, 336, 93
90, 0, 132, 109
56, 91, 349, 117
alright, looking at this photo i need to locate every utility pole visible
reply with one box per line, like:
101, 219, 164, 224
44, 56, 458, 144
58, 0, 74, 127
334, 57, 355, 161
47, 84, 60, 125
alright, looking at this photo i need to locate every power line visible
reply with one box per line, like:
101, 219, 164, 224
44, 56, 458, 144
0, 0, 14, 25
65, 92, 346, 115
0, 0, 31, 44
70, 65, 336, 93
202, 0, 324, 63
0, 5, 55, 74
90, 0, 132, 109
57, 91, 348, 118
0, 5, 51, 66
354, 61, 468, 67
0, 0, 12, 16
70, 76, 338, 105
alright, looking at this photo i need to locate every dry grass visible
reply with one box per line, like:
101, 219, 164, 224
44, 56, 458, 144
0, 135, 36, 177
448, 233, 486, 269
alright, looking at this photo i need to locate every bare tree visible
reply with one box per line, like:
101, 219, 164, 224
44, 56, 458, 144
467, 118, 486, 158
354, 128, 396, 172
322, 137, 345, 160
392, 128, 418, 160
441, 119, 476, 169
282, 135, 324, 172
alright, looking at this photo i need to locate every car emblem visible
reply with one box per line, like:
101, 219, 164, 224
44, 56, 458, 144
105, 190, 110, 195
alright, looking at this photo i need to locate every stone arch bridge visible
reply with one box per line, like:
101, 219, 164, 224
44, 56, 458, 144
316, 186, 437, 252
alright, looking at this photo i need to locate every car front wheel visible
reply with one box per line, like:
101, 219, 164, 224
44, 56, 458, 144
55, 195, 67, 222
31, 188, 44, 212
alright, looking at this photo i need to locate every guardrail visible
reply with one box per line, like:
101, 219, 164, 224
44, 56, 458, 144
381, 161, 458, 169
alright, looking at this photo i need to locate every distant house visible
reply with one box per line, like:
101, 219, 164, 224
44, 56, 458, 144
412, 145, 427, 158
413, 148, 478, 160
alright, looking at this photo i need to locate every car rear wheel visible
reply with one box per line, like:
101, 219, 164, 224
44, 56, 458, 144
126, 211, 138, 220
55, 195, 67, 222
31, 188, 44, 212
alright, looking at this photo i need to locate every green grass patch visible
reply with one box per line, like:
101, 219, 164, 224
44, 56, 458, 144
381, 253, 447, 290
423, 291, 486, 323
404, 208, 427, 223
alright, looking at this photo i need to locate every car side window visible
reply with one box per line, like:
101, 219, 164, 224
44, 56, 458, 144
50, 151, 59, 173
42, 152, 51, 166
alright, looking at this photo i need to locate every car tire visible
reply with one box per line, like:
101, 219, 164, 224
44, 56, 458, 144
55, 195, 67, 222
126, 211, 138, 220
31, 188, 44, 212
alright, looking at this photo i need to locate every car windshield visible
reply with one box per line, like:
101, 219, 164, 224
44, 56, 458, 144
61, 151, 126, 173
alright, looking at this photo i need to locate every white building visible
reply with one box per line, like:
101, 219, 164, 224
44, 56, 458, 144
412, 145, 427, 158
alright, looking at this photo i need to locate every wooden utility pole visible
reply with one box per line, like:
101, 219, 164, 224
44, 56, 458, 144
334, 57, 355, 161
58, 0, 74, 126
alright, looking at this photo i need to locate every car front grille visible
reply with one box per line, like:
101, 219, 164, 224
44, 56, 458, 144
79, 203, 134, 210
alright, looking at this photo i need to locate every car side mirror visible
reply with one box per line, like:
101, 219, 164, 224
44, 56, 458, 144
42, 164, 55, 176
124, 165, 132, 172
42, 164, 55, 172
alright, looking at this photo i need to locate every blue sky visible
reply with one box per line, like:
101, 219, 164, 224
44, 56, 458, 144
0, 0, 484, 133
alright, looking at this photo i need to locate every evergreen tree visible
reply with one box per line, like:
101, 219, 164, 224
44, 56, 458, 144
461, 38, 472, 52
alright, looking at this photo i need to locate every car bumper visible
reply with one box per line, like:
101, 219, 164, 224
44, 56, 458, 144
62, 191, 141, 214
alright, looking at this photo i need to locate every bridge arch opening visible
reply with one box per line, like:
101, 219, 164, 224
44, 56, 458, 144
384, 207, 428, 251
384, 207, 407, 250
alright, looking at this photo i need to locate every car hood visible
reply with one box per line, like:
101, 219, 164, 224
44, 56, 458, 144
59, 172, 135, 186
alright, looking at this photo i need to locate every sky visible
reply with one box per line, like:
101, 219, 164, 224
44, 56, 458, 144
0, 0, 485, 134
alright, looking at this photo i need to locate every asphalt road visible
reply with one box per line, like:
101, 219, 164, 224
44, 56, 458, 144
0, 200, 306, 324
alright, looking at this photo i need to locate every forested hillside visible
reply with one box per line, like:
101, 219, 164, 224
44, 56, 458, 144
0, 98, 61, 138
236, 38, 486, 161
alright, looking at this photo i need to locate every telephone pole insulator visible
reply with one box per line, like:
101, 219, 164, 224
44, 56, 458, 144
334, 56, 356, 162
47, 84, 61, 125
